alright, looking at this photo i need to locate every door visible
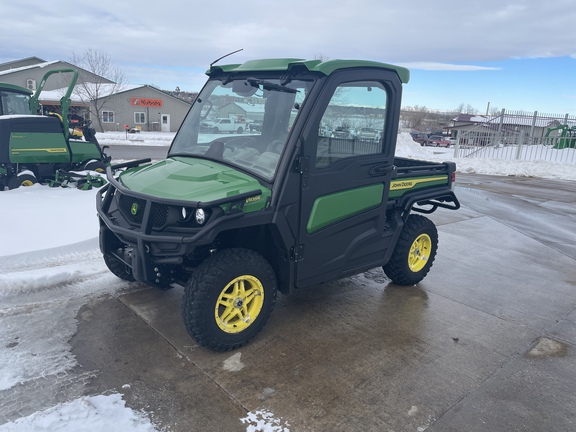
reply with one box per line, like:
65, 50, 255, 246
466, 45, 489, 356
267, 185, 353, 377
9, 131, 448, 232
161, 114, 170, 132
295, 74, 399, 288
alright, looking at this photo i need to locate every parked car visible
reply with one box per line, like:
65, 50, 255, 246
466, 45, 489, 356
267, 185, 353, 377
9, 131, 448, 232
200, 120, 216, 132
410, 132, 430, 146
332, 126, 357, 139
358, 127, 379, 141
428, 135, 451, 147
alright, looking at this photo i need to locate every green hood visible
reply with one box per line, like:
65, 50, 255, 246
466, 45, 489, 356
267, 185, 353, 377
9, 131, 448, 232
119, 157, 270, 210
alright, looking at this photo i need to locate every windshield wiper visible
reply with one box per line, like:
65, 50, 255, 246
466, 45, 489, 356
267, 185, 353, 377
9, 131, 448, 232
246, 78, 298, 94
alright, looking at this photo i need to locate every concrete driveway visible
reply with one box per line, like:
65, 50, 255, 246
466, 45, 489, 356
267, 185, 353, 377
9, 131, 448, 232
71, 173, 576, 431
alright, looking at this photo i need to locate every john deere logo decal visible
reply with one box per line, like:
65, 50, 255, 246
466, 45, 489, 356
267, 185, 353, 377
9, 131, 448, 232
131, 203, 139, 215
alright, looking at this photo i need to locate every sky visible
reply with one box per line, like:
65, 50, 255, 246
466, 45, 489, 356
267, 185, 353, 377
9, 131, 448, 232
1, 1, 576, 115
0, 132, 574, 431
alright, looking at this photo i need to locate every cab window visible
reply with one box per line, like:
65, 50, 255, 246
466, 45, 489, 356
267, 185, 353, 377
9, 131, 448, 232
315, 81, 387, 168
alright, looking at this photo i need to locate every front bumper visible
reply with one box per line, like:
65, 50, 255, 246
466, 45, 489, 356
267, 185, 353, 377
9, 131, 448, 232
96, 167, 261, 284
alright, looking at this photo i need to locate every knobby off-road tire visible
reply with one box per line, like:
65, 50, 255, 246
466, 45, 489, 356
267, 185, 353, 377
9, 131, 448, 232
383, 214, 438, 285
182, 248, 277, 351
103, 253, 135, 282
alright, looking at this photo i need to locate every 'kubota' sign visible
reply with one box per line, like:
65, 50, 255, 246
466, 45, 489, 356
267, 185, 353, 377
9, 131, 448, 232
130, 98, 163, 108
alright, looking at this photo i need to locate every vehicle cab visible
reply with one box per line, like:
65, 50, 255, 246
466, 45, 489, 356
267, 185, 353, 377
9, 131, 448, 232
0, 83, 32, 116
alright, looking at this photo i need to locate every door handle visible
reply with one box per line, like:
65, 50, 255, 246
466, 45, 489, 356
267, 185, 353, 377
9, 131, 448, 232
370, 164, 390, 175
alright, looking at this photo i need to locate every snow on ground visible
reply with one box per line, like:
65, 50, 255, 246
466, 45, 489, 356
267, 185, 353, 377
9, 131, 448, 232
392, 132, 576, 180
0, 131, 574, 431
0, 394, 157, 432
98, 131, 174, 147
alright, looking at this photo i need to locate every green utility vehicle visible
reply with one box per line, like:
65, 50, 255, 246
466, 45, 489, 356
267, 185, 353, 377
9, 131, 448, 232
0, 68, 110, 190
97, 58, 460, 351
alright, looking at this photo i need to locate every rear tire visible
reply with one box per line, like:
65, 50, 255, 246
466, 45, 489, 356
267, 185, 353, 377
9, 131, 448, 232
8, 173, 37, 190
383, 214, 438, 285
182, 248, 277, 351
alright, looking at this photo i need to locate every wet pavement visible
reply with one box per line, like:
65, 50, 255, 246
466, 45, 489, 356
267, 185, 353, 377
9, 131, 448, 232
70, 173, 576, 431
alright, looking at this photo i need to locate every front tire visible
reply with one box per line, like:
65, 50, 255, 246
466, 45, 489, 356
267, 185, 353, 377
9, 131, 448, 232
383, 215, 438, 285
182, 248, 277, 351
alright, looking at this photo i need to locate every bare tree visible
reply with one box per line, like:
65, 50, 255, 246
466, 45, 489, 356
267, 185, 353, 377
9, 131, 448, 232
70, 49, 127, 132
455, 103, 479, 115
402, 105, 430, 130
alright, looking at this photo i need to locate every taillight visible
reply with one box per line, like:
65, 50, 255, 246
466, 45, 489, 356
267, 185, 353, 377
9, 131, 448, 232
451, 171, 456, 190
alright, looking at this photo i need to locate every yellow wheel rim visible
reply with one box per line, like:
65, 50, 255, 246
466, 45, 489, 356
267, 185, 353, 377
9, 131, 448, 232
21, 180, 35, 187
215, 275, 264, 333
408, 234, 432, 272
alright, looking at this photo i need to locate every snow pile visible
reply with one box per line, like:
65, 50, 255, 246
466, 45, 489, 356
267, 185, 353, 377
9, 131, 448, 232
395, 132, 438, 158
98, 131, 174, 147
450, 156, 576, 179
395, 132, 576, 180
0, 394, 157, 432
0, 186, 100, 257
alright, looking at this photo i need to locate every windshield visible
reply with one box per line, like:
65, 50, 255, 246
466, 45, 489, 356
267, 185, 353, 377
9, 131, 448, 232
169, 76, 311, 181
0, 91, 31, 115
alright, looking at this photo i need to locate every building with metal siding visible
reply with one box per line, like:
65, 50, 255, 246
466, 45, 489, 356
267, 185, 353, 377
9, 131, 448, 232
99, 85, 191, 132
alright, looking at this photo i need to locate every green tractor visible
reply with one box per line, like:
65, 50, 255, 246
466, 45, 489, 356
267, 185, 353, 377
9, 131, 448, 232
545, 124, 576, 149
0, 68, 110, 190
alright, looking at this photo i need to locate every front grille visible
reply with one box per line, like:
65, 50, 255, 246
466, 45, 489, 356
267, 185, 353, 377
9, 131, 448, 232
119, 194, 146, 224
118, 193, 168, 228
151, 203, 168, 228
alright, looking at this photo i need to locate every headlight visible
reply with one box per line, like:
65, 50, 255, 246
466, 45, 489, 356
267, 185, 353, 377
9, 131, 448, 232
195, 208, 206, 225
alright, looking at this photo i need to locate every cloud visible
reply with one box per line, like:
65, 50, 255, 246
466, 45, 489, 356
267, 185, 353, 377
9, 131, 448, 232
1, 0, 575, 92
